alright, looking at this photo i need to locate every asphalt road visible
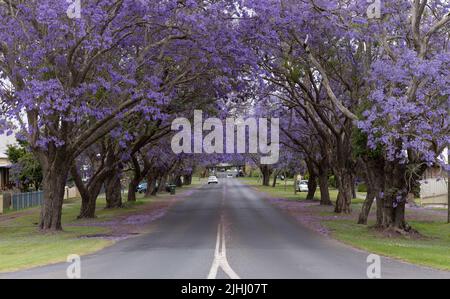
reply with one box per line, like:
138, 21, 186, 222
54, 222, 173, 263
2, 178, 449, 279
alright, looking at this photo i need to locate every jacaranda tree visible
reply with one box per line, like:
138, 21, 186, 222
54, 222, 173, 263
0, 0, 252, 231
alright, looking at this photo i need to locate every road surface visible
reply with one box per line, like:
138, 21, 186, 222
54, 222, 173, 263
1, 178, 449, 279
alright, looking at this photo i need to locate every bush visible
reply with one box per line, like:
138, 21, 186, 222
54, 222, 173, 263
328, 175, 337, 188
357, 183, 368, 193
251, 170, 262, 177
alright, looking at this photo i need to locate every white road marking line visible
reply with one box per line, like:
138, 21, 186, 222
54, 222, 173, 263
207, 183, 240, 279
207, 222, 221, 279
207, 221, 240, 279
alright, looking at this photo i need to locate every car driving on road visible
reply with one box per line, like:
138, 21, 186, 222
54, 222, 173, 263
208, 176, 219, 184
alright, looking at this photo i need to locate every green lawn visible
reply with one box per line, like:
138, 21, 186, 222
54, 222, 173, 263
0, 182, 201, 273
239, 176, 450, 271
239, 177, 352, 203
0, 198, 114, 273
325, 220, 450, 271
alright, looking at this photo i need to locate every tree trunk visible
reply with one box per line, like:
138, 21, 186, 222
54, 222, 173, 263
358, 190, 375, 225
79, 196, 96, 218
77, 177, 103, 219
380, 160, 410, 230
158, 175, 168, 192
71, 165, 105, 219
105, 172, 122, 209
127, 179, 139, 202
272, 171, 279, 187
39, 161, 69, 231
261, 165, 271, 187
127, 155, 151, 202
334, 171, 353, 213
306, 173, 317, 200
318, 172, 332, 205
357, 158, 384, 226
78, 192, 99, 219
331, 126, 355, 214
145, 174, 156, 197
150, 177, 158, 195
184, 174, 193, 185
175, 175, 183, 187
375, 196, 384, 227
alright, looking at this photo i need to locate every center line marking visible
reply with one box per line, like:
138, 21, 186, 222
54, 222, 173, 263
207, 220, 240, 279
207, 183, 240, 279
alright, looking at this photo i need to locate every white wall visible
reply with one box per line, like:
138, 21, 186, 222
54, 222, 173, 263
420, 178, 448, 205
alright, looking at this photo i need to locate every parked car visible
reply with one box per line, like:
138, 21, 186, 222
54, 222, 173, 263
208, 176, 219, 184
296, 180, 309, 192
136, 182, 148, 194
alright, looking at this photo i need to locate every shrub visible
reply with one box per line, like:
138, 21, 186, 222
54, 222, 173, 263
357, 183, 368, 193
328, 175, 337, 188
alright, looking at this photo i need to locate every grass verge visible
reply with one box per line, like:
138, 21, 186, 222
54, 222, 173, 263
0, 181, 202, 273
239, 177, 450, 271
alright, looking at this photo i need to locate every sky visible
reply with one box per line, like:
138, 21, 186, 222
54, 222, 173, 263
0, 133, 16, 159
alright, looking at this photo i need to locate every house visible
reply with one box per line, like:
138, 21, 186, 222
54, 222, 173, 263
419, 150, 448, 207
0, 133, 16, 190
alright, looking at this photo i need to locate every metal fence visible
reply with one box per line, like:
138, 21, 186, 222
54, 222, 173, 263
11, 191, 44, 211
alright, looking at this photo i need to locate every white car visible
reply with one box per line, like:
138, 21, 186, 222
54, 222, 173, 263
208, 176, 219, 184
297, 180, 309, 192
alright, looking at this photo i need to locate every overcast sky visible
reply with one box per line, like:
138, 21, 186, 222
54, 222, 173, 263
0, 133, 16, 159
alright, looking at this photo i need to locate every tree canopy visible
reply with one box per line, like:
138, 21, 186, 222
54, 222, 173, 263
0, 0, 448, 232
